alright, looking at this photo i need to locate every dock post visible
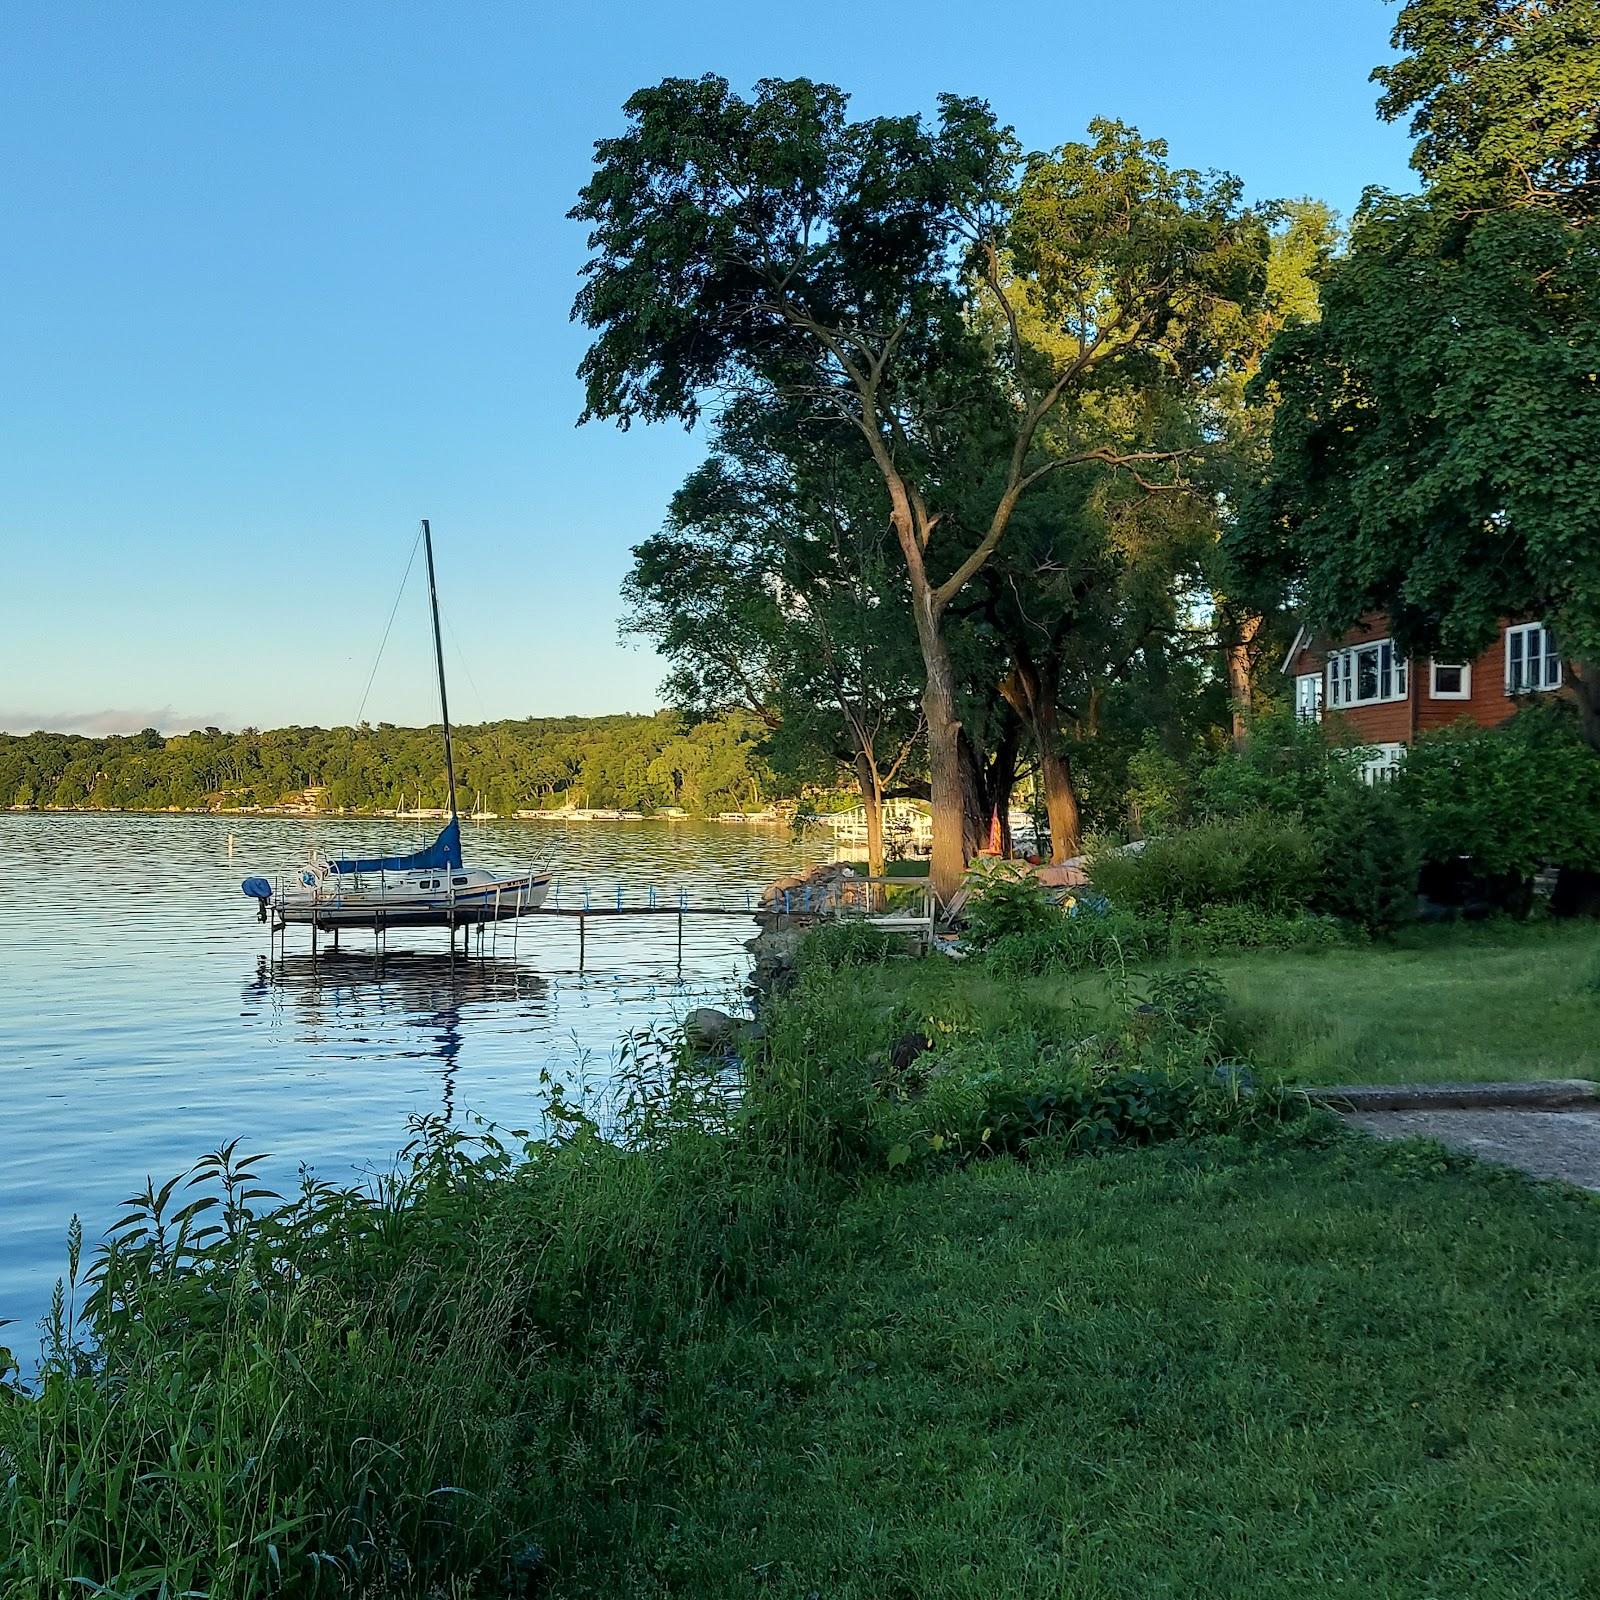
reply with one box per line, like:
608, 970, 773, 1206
578, 911, 586, 973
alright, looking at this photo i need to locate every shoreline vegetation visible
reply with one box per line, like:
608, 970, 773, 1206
0, 711, 814, 822
3, 802, 796, 825
5, 915, 1600, 1595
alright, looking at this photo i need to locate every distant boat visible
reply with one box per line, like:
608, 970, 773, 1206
241, 520, 551, 934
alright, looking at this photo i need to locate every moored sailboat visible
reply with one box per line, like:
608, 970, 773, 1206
240, 521, 551, 934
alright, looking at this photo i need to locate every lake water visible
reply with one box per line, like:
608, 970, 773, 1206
0, 813, 826, 1351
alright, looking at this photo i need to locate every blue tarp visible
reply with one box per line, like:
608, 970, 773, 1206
331, 818, 462, 876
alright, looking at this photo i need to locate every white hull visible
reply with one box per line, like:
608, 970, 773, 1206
272, 871, 550, 930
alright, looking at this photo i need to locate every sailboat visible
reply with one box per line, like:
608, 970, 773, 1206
240, 520, 551, 933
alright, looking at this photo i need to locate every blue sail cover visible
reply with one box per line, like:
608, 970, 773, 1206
331, 818, 462, 876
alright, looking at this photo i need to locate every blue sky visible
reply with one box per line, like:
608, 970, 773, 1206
1, 0, 1416, 736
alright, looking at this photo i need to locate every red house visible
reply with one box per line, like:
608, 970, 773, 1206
1282, 615, 1569, 775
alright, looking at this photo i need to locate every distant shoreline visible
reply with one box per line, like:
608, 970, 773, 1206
4, 805, 794, 827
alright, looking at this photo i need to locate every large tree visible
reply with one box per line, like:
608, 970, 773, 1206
624, 398, 924, 877
571, 79, 1267, 898
1235, 0, 1600, 744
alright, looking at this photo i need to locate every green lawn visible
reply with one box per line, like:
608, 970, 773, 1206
565, 1135, 1600, 1597
1209, 921, 1600, 1085
852, 920, 1600, 1087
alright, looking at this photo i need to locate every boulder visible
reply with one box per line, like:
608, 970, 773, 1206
760, 861, 871, 913
682, 1007, 758, 1055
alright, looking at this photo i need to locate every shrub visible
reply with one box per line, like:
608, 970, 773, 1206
1308, 779, 1419, 936
959, 860, 1062, 949
1197, 709, 1350, 820
1125, 735, 1192, 835
1166, 903, 1349, 953
749, 962, 1294, 1179
795, 919, 905, 973
1398, 706, 1600, 880
1088, 815, 1320, 917
982, 906, 1166, 976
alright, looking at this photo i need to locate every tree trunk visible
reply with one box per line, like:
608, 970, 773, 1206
1571, 660, 1600, 753
853, 752, 886, 881
1225, 611, 1263, 751
1000, 662, 1080, 863
909, 583, 969, 904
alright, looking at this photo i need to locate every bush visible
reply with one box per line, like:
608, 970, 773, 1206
1088, 815, 1321, 917
1167, 903, 1350, 953
1398, 706, 1600, 881
1309, 779, 1419, 936
1197, 709, 1349, 820
982, 906, 1166, 976
749, 960, 1294, 1180
795, 919, 905, 973
959, 860, 1064, 949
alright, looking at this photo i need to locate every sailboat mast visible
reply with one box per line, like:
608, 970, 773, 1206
420, 519, 459, 824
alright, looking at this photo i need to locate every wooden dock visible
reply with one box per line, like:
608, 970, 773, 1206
276, 877, 937, 973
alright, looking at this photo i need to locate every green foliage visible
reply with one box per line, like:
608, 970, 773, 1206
958, 861, 1063, 949
981, 907, 1166, 976
1308, 778, 1421, 937
1168, 902, 1350, 954
794, 920, 905, 974
751, 953, 1288, 1181
1124, 734, 1193, 834
0, 1078, 816, 1597
1238, 2, 1600, 688
1398, 706, 1600, 878
0, 710, 782, 816
1197, 708, 1350, 818
1374, 0, 1600, 221
1089, 815, 1321, 917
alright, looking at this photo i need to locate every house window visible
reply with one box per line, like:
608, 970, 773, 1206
1505, 622, 1561, 693
1294, 673, 1323, 720
1430, 661, 1471, 700
1355, 742, 1406, 785
1326, 640, 1408, 708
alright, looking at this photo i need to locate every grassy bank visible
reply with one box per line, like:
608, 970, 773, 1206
4, 935, 1599, 1595
851, 920, 1600, 1086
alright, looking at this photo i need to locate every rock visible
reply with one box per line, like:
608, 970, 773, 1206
745, 927, 804, 965
682, 1007, 757, 1055
889, 1031, 933, 1073
760, 861, 870, 913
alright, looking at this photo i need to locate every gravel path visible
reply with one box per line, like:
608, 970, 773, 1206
1343, 1108, 1600, 1191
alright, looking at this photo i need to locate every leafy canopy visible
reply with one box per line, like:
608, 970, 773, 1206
1375, 0, 1600, 220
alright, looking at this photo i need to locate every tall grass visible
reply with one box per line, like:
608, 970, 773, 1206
0, 962, 1293, 1597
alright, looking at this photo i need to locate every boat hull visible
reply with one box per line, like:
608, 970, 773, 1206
273, 876, 551, 931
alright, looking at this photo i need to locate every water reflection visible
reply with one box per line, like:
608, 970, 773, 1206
246, 952, 552, 1122
1, 813, 825, 1340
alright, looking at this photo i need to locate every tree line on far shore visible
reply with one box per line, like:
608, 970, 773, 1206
0, 712, 784, 818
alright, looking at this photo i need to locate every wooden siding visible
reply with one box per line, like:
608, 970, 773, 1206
1288, 614, 1568, 745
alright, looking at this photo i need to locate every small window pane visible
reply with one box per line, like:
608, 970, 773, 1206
1434, 665, 1464, 695
1357, 646, 1380, 702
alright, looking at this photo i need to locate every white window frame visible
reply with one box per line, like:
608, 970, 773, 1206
1294, 672, 1324, 721
1326, 639, 1409, 709
1429, 660, 1472, 701
1355, 742, 1406, 785
1505, 622, 1562, 694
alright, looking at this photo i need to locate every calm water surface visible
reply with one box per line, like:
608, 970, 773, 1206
0, 813, 825, 1348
